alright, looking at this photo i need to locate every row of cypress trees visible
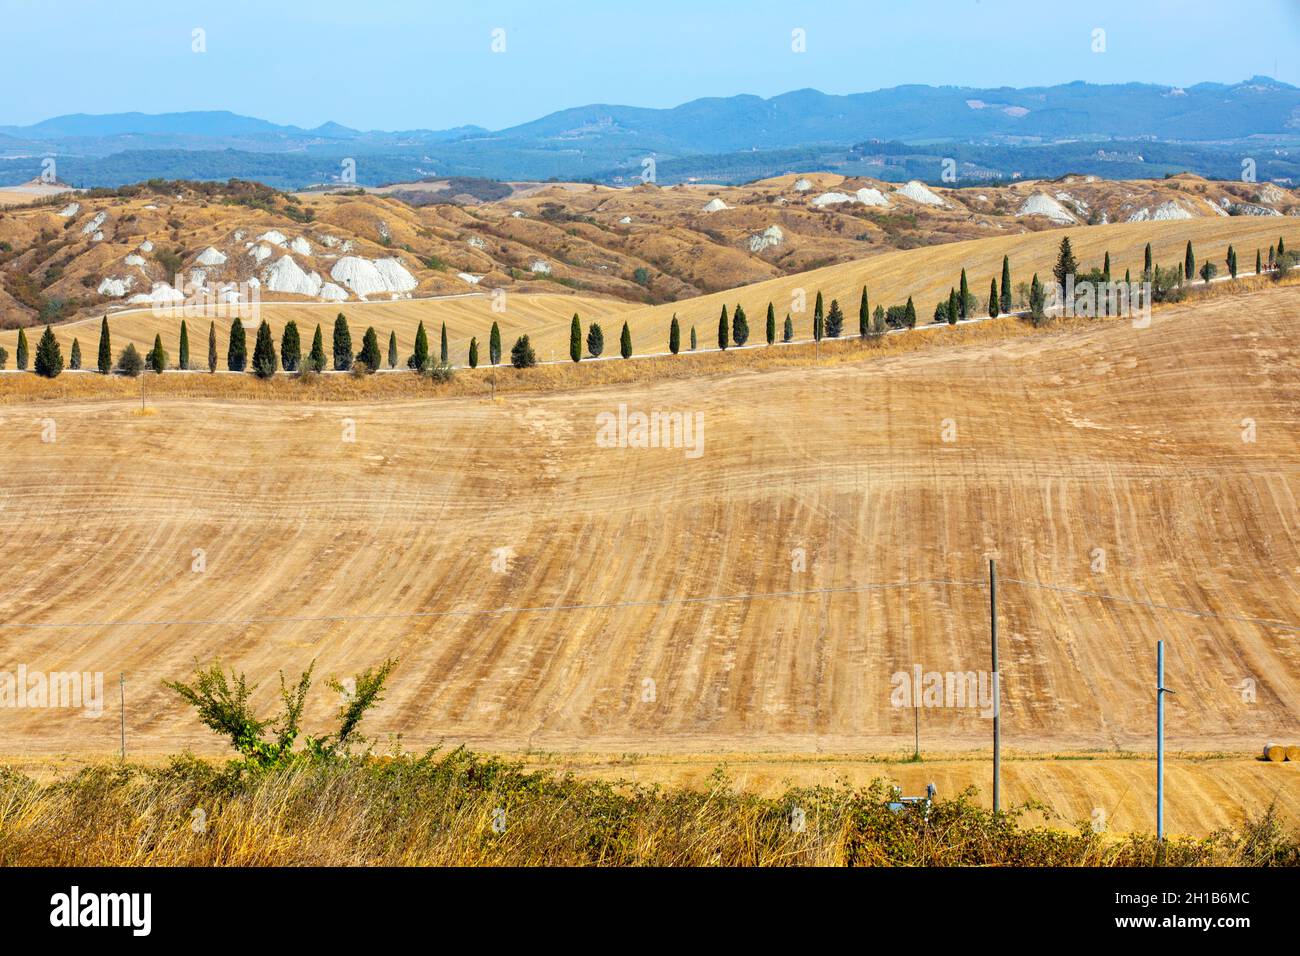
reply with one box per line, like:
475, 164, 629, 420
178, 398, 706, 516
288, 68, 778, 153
8, 235, 1292, 379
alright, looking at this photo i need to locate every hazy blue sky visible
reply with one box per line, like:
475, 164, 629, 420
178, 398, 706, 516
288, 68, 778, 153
6, 0, 1299, 129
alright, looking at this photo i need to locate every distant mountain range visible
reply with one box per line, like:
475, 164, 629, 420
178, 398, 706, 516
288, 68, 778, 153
3, 77, 1298, 189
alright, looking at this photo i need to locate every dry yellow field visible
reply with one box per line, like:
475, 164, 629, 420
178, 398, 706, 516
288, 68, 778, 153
1, 281, 1297, 763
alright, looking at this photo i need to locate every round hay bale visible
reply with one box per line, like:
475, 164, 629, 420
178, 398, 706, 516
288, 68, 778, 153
1286, 745, 1300, 762
1263, 743, 1287, 762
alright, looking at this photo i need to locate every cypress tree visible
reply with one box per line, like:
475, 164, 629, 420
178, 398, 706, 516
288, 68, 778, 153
16, 328, 29, 371
718, 305, 729, 350
1102, 252, 1111, 282
410, 321, 429, 370
148, 333, 167, 373
69, 338, 81, 370
308, 324, 326, 372
228, 317, 247, 372
988, 278, 999, 318
97, 316, 112, 374
510, 334, 536, 368
1000, 255, 1012, 314
0, 347, 6, 370
489, 322, 502, 365
1227, 245, 1237, 279
783, 314, 793, 342
732, 304, 749, 346
766, 302, 776, 345
1029, 273, 1046, 326
251, 320, 278, 378
207, 321, 217, 373
357, 326, 381, 372
281, 320, 301, 372
904, 297, 917, 329
825, 299, 843, 337
1279, 236, 1286, 259
669, 315, 680, 354
690, 326, 697, 350
387, 330, 398, 369
813, 291, 824, 341
178, 319, 190, 370
34, 325, 63, 378
858, 286, 869, 337
872, 304, 886, 337
1185, 241, 1195, 282
1144, 242, 1153, 277
440, 322, 448, 364
586, 322, 604, 358
947, 288, 959, 326
332, 313, 352, 371
1269, 245, 1276, 270
1256, 249, 1263, 275
958, 269, 970, 319
619, 322, 632, 359
468, 337, 479, 368
570, 313, 582, 362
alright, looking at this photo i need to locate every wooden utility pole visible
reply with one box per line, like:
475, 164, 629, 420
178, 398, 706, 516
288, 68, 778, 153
990, 558, 1000, 814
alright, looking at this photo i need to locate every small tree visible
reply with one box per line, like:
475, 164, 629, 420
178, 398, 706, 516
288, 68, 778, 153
179, 320, 190, 370
904, 297, 917, 329
988, 278, 999, 318
1226, 246, 1237, 280
1255, 249, 1262, 276
16, 328, 28, 371
717, 305, 729, 350
1000, 256, 1012, 314
228, 317, 247, 372
947, 288, 958, 326
1184, 241, 1195, 283
410, 321, 429, 370
813, 291, 824, 341
620, 322, 632, 359
97, 316, 112, 374
669, 315, 680, 354
871, 304, 886, 337
958, 269, 970, 319
148, 333, 168, 374
587, 322, 605, 358
510, 334, 536, 368
164, 658, 396, 768
690, 325, 697, 350
783, 314, 793, 342
308, 324, 326, 372
207, 321, 217, 373
570, 313, 582, 362
858, 286, 869, 338
1102, 252, 1111, 282
733, 304, 749, 346
34, 325, 64, 378
1143, 243, 1153, 278
1199, 261, 1217, 284
1053, 236, 1078, 291
439, 322, 448, 364
387, 331, 398, 369
766, 302, 776, 345
0, 347, 7, 370
357, 326, 381, 373
1029, 273, 1047, 326
69, 338, 82, 371
281, 321, 302, 372
489, 321, 501, 366
824, 299, 843, 337
251, 320, 278, 378
117, 342, 144, 377
468, 337, 479, 369
332, 313, 352, 371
